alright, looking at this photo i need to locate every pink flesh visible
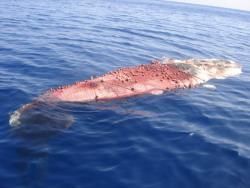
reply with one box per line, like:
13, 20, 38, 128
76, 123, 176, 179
42, 61, 197, 102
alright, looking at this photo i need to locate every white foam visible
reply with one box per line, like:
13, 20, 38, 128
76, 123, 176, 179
203, 84, 216, 90
150, 89, 164, 95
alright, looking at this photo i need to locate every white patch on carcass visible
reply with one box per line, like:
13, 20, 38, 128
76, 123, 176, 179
161, 58, 242, 84
9, 110, 21, 127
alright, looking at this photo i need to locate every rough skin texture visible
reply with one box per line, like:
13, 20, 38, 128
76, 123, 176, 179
44, 60, 196, 102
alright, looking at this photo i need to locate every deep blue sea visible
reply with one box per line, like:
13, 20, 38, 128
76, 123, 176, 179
1, 0, 250, 187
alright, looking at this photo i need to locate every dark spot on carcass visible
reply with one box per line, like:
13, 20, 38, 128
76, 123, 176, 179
88, 82, 98, 88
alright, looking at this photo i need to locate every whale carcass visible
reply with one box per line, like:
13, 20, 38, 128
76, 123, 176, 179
9, 58, 242, 127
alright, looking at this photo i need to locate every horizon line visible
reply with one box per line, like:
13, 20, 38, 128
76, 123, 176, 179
166, 0, 250, 13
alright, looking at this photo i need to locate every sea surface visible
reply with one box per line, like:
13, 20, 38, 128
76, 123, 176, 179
1, 0, 250, 187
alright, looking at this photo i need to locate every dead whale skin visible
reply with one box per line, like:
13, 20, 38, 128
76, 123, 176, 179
9, 58, 242, 126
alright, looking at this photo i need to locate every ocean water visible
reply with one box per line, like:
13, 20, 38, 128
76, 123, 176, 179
1, 0, 250, 187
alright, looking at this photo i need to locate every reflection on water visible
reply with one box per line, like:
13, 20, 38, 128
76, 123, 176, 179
9, 103, 74, 188
14, 143, 49, 188
10, 102, 74, 140
10, 99, 154, 140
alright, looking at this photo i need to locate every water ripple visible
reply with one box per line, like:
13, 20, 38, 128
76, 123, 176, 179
1, 0, 250, 187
